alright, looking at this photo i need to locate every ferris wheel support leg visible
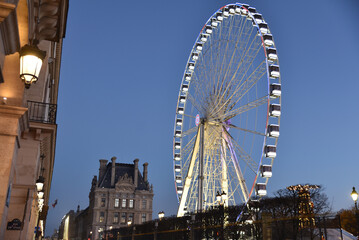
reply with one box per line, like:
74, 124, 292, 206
221, 138, 229, 207
198, 120, 205, 212
177, 127, 201, 217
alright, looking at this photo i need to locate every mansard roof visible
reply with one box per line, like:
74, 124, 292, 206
98, 163, 148, 190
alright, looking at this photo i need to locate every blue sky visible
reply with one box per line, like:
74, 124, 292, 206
45, 0, 359, 235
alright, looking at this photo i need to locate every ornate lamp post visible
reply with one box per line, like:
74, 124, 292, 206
351, 187, 359, 236
158, 211, 165, 220
216, 191, 227, 240
154, 221, 158, 240
35, 176, 45, 192
19, 44, 46, 88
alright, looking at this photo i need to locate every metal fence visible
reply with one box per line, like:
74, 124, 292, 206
27, 101, 57, 124
103, 214, 357, 240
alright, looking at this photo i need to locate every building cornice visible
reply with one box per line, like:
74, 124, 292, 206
0, 2, 15, 22
0, 105, 27, 118
37, 0, 69, 42
0, 2, 20, 55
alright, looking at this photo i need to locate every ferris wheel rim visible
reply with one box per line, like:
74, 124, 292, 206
172, 3, 281, 216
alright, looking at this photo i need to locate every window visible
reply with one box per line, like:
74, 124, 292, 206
101, 198, 106, 207
129, 199, 134, 208
141, 213, 146, 223
99, 212, 105, 222
113, 212, 119, 223
121, 213, 126, 224
128, 213, 134, 223
0, 65, 4, 83
142, 200, 146, 210
122, 199, 126, 208
114, 198, 119, 208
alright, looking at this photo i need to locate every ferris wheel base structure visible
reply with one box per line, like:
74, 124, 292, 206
172, 3, 281, 217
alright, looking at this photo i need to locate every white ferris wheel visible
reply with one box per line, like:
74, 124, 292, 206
173, 3, 281, 217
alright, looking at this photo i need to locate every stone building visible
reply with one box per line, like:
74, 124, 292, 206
0, 0, 68, 239
59, 157, 153, 240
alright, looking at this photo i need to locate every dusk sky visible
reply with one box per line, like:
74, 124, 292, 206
45, 0, 359, 235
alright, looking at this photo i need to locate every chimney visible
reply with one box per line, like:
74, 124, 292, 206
133, 159, 139, 187
99, 159, 108, 182
111, 156, 117, 187
143, 162, 148, 183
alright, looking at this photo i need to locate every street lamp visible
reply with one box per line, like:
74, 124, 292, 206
19, 44, 46, 88
37, 189, 44, 199
35, 176, 45, 191
351, 187, 359, 236
158, 211, 165, 220
154, 221, 158, 240
351, 187, 358, 208
216, 191, 227, 240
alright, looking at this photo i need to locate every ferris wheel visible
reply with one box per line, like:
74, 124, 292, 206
173, 3, 281, 217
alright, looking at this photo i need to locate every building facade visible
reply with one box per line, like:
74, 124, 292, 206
0, 0, 68, 239
59, 157, 154, 240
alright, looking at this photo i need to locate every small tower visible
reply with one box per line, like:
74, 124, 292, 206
287, 184, 319, 229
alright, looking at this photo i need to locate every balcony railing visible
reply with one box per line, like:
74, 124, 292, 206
27, 101, 57, 124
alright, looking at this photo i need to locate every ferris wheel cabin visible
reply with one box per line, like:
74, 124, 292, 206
192, 52, 199, 61
177, 107, 184, 114
196, 42, 203, 51
270, 104, 281, 117
182, 84, 189, 92
265, 145, 277, 158
179, 96, 186, 103
268, 124, 280, 138
270, 83, 281, 98
176, 119, 183, 126
176, 176, 182, 183
256, 183, 267, 196
248, 7, 257, 13
269, 65, 280, 78
263, 34, 274, 47
266, 48, 278, 62
261, 165, 272, 178
258, 23, 268, 34
174, 154, 181, 161
216, 12, 224, 21
205, 26, 213, 34
252, 13, 264, 24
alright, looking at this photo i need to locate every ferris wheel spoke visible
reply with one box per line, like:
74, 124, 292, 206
209, 60, 267, 118
226, 135, 258, 173
182, 126, 198, 137
222, 133, 250, 202
219, 20, 256, 91
215, 17, 237, 96
227, 123, 266, 136
207, 34, 261, 117
230, 60, 267, 104
191, 69, 209, 106
223, 95, 268, 121
226, 164, 244, 203
182, 114, 197, 120
211, 21, 253, 102
187, 92, 205, 115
